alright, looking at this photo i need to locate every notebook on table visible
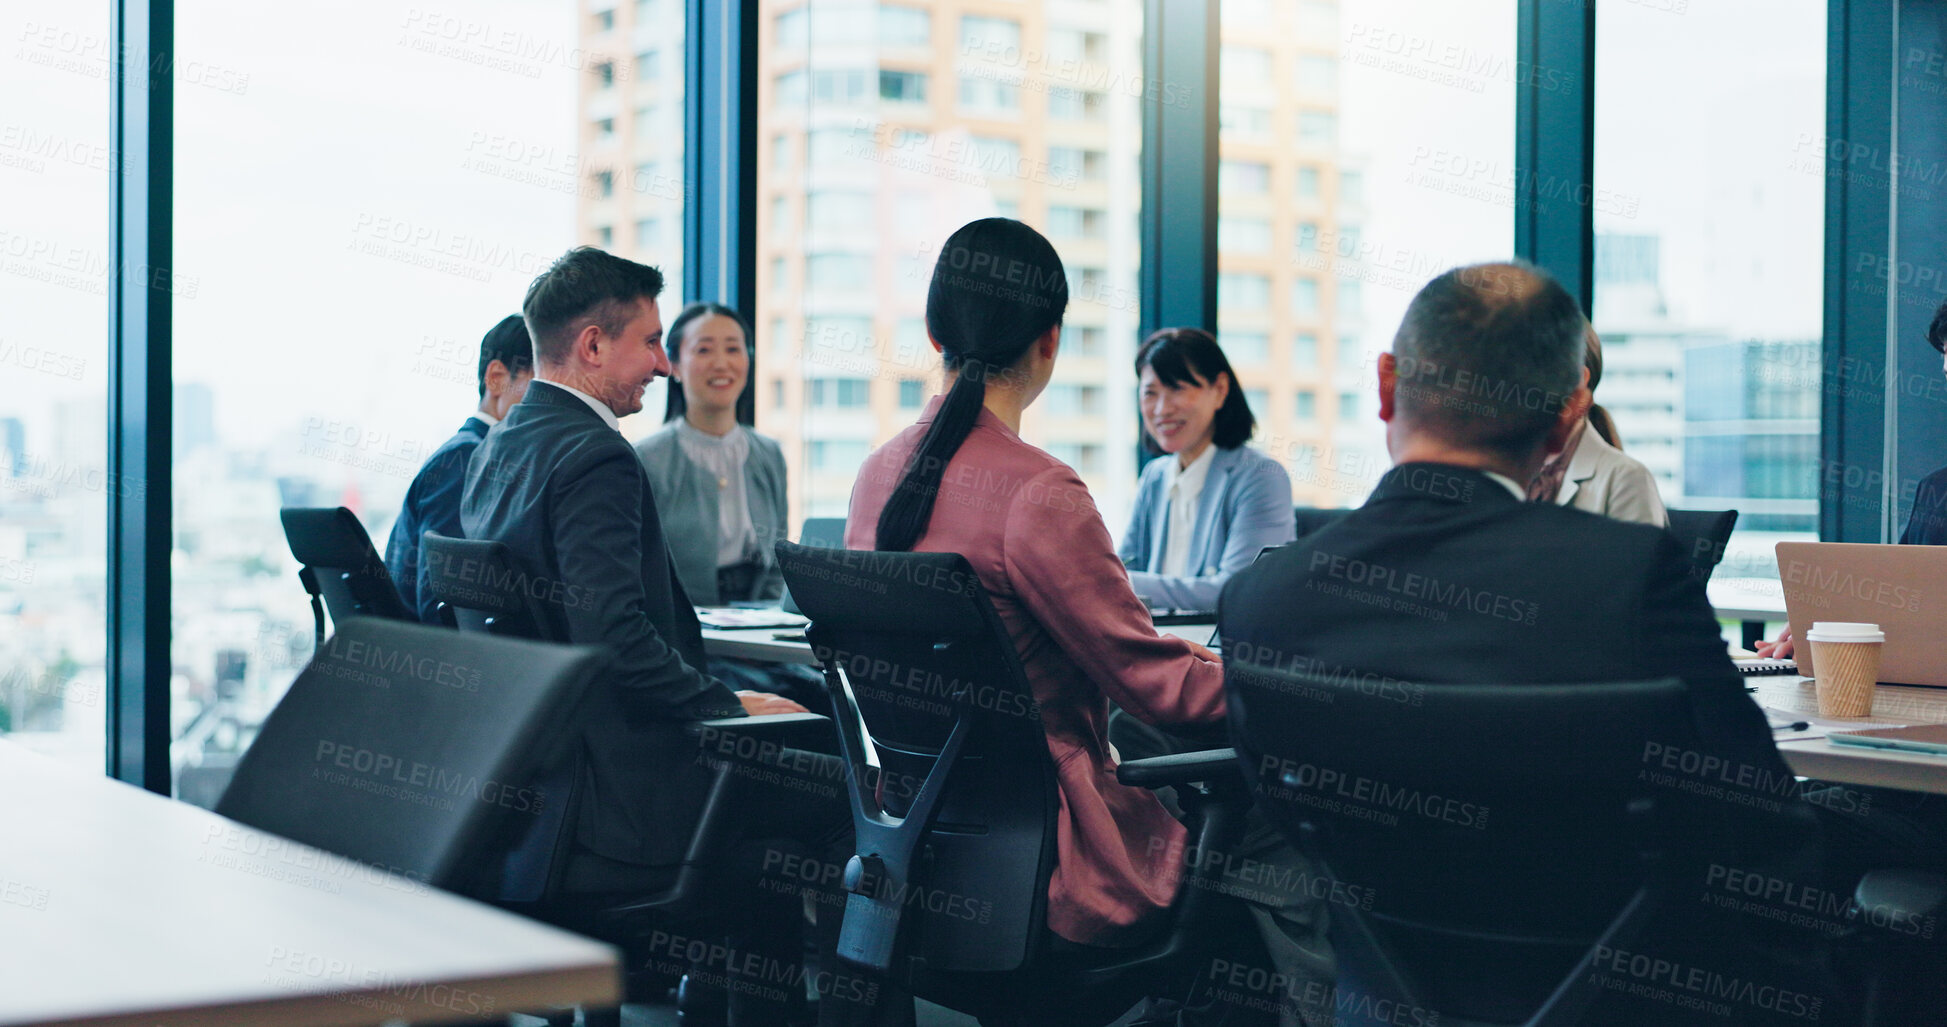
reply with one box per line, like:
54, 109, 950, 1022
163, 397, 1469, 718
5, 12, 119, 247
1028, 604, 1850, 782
1828, 725, 1947, 755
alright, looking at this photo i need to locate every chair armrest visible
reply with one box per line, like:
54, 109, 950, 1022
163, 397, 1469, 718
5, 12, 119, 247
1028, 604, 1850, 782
1852, 868, 1947, 941
688, 712, 835, 752
1116, 748, 1240, 789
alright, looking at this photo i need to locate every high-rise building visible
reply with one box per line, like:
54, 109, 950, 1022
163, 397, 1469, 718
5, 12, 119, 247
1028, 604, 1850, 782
578, 1, 1346, 528
173, 382, 216, 460
1682, 339, 1819, 533
1593, 233, 1818, 532
1215, 1, 1362, 508
1593, 233, 1690, 497
0, 417, 24, 475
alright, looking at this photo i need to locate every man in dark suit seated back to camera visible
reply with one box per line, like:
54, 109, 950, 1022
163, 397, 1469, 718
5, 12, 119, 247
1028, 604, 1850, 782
383, 313, 533, 624
461, 247, 813, 896
1220, 262, 1913, 1025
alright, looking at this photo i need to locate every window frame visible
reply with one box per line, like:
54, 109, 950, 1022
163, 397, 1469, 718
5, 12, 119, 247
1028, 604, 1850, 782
106, 0, 1922, 775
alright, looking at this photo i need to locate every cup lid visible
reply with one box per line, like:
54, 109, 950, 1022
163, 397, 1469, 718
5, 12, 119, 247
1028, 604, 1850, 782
1806, 621, 1885, 643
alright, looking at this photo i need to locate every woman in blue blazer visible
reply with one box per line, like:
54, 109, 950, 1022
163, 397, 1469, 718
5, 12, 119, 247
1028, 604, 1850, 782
1119, 328, 1295, 611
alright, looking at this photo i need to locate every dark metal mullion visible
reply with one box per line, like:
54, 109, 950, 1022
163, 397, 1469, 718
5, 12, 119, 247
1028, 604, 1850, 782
685, 0, 759, 425
1514, 0, 1596, 314
1138, 0, 1218, 339
1821, 0, 1896, 542
108, 0, 173, 791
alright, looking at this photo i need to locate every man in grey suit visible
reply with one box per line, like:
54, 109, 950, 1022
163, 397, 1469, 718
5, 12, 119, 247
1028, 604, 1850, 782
462, 247, 806, 894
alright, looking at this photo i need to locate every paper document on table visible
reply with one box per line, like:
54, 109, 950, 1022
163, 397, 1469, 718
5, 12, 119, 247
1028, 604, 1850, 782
696, 607, 810, 630
1761, 705, 1909, 742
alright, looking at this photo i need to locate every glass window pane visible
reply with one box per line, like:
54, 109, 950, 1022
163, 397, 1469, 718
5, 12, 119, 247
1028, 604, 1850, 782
168, 0, 665, 804
882, 7, 931, 47
2, 0, 110, 770
761, 2, 1147, 524
1220, 1, 1516, 505
1596, 0, 1824, 580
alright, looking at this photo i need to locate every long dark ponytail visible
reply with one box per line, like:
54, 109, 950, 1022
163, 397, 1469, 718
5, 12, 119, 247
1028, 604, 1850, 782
875, 218, 1069, 551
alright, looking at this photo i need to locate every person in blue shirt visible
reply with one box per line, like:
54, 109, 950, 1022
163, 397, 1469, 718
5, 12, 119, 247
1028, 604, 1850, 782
1118, 327, 1294, 611
382, 314, 534, 623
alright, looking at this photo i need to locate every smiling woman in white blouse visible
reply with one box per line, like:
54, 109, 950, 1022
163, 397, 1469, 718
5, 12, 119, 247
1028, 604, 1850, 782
634, 302, 789, 606
1119, 327, 1295, 612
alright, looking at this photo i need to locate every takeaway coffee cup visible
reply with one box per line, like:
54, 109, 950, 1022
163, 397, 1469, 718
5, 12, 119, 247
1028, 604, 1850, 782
1806, 622, 1885, 718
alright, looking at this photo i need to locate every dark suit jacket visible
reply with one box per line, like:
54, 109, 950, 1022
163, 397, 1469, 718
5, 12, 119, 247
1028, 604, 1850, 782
1221, 463, 1822, 873
384, 415, 490, 624
462, 380, 743, 866
1900, 464, 1947, 544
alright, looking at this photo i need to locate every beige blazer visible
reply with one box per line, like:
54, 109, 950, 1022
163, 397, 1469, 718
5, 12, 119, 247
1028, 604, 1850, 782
1557, 428, 1668, 527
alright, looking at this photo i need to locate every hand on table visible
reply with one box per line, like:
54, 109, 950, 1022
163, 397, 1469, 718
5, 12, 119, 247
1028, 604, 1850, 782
736, 690, 808, 716
1183, 639, 1221, 665
1754, 627, 1794, 660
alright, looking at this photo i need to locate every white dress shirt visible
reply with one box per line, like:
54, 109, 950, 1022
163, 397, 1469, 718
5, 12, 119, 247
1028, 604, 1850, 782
674, 420, 757, 567
1159, 444, 1218, 577
535, 378, 620, 432
1481, 469, 1527, 500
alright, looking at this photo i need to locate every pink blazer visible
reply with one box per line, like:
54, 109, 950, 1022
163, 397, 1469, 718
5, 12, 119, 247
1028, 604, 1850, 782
846, 400, 1226, 946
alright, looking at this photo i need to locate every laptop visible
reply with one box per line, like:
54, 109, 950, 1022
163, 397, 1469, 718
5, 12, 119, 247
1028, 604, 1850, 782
779, 517, 848, 616
1776, 541, 1947, 687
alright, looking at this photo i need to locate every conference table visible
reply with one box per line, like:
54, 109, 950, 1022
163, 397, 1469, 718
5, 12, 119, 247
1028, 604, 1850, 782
0, 739, 619, 1027
1753, 675, 1947, 796
705, 620, 1947, 797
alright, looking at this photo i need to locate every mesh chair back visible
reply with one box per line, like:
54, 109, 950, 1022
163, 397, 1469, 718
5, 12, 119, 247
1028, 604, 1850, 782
1292, 505, 1350, 540
1228, 661, 1715, 1023
420, 530, 586, 902
1666, 508, 1739, 583
421, 532, 557, 639
215, 618, 604, 894
776, 541, 1058, 977
280, 506, 414, 624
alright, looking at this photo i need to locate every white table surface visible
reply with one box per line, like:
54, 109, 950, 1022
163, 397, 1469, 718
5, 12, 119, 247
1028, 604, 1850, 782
0, 740, 619, 1027
1751, 675, 1947, 795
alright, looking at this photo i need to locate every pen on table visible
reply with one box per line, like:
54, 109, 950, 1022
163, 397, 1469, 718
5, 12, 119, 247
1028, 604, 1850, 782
1772, 721, 1811, 733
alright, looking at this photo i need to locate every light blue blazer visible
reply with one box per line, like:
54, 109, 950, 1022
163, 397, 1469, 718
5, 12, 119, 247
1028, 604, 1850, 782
1118, 444, 1295, 611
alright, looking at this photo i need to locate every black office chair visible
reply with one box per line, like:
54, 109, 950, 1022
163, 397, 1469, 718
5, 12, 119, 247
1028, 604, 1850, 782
777, 540, 1263, 1027
279, 506, 415, 647
1292, 505, 1349, 540
215, 618, 607, 898
421, 531, 554, 639
1223, 656, 1947, 1026
427, 530, 834, 1026
1666, 508, 1738, 584
1227, 661, 1728, 1026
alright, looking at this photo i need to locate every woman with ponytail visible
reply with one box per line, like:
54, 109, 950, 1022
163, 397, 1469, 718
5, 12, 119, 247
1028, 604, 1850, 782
845, 219, 1227, 949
